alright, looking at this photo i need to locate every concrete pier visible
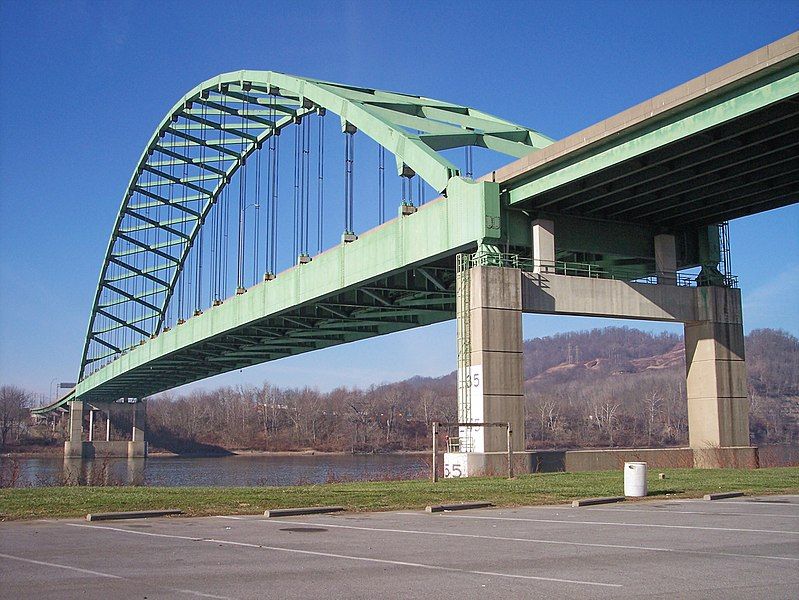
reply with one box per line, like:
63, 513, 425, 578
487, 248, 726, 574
685, 288, 749, 449
64, 399, 147, 459
457, 266, 524, 455
446, 263, 753, 477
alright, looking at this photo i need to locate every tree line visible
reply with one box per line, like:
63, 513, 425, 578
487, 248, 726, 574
3, 327, 797, 453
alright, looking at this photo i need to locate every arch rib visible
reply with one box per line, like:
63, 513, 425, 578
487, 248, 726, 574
79, 70, 551, 381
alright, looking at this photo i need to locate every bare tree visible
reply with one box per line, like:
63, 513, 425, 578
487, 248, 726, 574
0, 385, 30, 448
592, 400, 621, 445
641, 390, 662, 446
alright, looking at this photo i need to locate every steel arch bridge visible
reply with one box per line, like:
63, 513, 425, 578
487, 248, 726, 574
36, 33, 799, 412
74, 71, 551, 402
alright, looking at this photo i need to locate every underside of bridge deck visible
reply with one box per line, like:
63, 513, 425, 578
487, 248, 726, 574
79, 260, 457, 402
500, 38, 798, 227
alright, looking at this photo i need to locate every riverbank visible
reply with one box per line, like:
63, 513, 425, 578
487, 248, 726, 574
1, 448, 430, 458
2, 466, 797, 521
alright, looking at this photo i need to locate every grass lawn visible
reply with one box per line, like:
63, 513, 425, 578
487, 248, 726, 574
1, 467, 797, 521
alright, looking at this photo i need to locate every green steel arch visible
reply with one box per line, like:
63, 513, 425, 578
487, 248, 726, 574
80, 71, 551, 380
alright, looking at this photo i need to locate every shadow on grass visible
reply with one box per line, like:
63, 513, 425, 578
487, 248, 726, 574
646, 489, 685, 497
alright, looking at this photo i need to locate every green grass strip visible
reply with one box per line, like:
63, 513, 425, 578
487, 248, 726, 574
1, 467, 797, 521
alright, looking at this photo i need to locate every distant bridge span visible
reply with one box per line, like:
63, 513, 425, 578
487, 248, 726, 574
39, 33, 798, 468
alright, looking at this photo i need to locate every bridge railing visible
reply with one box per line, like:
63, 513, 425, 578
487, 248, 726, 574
467, 251, 738, 288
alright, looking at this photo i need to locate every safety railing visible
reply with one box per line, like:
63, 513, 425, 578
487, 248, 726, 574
467, 251, 738, 288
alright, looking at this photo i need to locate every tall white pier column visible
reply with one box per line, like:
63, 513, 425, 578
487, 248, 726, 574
449, 264, 524, 476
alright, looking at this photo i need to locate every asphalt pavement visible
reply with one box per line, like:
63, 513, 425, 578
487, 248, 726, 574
1, 495, 798, 599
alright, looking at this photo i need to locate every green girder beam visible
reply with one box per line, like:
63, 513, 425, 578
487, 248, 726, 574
75, 177, 495, 401
507, 68, 799, 205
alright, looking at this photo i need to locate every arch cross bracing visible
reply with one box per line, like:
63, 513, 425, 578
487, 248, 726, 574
80, 70, 551, 381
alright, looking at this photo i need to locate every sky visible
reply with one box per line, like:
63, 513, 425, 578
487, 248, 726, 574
0, 0, 797, 402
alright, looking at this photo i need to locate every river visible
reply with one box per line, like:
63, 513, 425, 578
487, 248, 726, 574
4, 445, 795, 487
0, 453, 430, 487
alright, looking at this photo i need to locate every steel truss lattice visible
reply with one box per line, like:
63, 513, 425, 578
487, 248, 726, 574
80, 71, 551, 380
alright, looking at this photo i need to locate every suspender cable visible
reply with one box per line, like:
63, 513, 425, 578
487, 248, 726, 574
293, 122, 300, 260
302, 115, 311, 256
264, 92, 277, 278
222, 184, 230, 296
197, 99, 208, 313
378, 146, 385, 223
169, 145, 180, 327
269, 129, 280, 275
317, 109, 325, 253
215, 96, 226, 301
344, 125, 355, 234
220, 95, 231, 298
195, 226, 203, 314
236, 154, 247, 292
207, 100, 216, 304
181, 158, 191, 320
253, 144, 261, 285
212, 175, 222, 302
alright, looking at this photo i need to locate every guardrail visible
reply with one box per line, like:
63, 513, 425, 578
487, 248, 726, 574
467, 251, 738, 288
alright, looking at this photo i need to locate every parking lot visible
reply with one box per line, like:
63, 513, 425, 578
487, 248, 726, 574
1, 495, 798, 599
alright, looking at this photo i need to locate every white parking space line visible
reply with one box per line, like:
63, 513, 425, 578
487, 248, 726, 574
694, 500, 799, 508
0, 552, 123, 579
584, 507, 799, 518
0, 551, 234, 599
238, 517, 799, 563
66, 522, 620, 588
423, 513, 799, 535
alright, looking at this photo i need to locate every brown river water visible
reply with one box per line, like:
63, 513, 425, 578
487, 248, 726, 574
0, 453, 430, 487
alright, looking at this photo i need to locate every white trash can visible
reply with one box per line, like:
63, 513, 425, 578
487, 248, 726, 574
624, 462, 648, 497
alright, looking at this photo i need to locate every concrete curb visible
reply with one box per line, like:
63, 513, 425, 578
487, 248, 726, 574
264, 506, 345, 517
703, 491, 744, 501
426, 502, 494, 513
86, 509, 183, 521
571, 496, 626, 507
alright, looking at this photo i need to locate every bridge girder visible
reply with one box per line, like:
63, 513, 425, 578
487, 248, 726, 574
77, 263, 457, 402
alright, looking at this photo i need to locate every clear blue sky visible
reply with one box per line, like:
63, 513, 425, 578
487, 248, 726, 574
1, 1, 797, 401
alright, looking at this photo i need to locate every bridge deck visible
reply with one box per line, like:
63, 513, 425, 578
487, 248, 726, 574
493, 31, 799, 225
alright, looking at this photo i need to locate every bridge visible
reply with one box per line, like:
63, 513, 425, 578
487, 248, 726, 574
38, 33, 799, 473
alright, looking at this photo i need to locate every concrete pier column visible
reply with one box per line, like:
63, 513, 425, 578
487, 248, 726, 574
654, 234, 677, 284
458, 266, 525, 454
88, 409, 95, 442
532, 219, 555, 273
64, 400, 85, 458
129, 400, 147, 458
685, 286, 749, 449
68, 401, 84, 442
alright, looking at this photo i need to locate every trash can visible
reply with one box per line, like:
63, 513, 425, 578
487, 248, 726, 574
624, 462, 648, 497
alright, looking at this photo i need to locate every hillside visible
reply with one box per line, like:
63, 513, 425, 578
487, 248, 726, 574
7, 328, 798, 454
